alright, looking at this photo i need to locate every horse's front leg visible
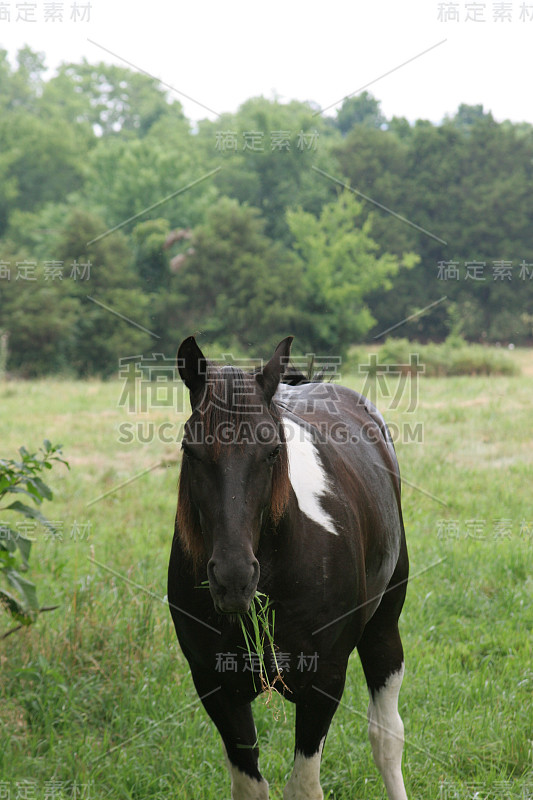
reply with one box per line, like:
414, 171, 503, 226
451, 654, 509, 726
284, 675, 345, 800
192, 672, 269, 800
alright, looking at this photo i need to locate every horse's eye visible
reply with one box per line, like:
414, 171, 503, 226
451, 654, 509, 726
267, 445, 281, 463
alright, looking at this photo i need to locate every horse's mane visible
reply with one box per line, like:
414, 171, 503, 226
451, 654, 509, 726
281, 364, 326, 386
176, 363, 290, 569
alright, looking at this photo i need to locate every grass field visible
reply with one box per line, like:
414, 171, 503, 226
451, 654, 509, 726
0, 346, 532, 799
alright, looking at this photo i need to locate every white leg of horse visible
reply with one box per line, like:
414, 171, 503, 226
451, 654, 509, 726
367, 663, 408, 800
228, 765, 269, 800
283, 737, 325, 800
224, 749, 269, 800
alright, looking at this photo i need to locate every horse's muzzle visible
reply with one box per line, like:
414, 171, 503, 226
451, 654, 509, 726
207, 557, 260, 615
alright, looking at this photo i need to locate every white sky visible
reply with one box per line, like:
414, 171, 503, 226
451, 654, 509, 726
1, 0, 532, 125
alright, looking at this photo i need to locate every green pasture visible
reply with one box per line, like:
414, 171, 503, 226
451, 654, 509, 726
0, 347, 532, 799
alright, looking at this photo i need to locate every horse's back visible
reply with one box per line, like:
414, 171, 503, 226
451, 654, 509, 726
276, 381, 405, 606
276, 381, 400, 484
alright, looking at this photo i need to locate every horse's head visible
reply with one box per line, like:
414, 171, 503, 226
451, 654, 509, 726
177, 336, 293, 615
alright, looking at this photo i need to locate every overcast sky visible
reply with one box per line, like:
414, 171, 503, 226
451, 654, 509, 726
1, 0, 531, 126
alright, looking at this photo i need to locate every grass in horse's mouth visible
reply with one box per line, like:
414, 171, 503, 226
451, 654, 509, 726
238, 591, 289, 704
197, 581, 288, 704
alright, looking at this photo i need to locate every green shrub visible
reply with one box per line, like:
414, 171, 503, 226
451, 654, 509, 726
347, 337, 520, 378
0, 441, 68, 627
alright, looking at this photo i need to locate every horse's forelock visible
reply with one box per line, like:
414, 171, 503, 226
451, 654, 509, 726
198, 365, 253, 450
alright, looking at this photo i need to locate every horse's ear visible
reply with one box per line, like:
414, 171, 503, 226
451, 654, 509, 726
177, 336, 207, 400
256, 336, 294, 405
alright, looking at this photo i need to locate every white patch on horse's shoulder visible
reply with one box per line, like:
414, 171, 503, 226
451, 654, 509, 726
283, 417, 338, 535
283, 736, 325, 800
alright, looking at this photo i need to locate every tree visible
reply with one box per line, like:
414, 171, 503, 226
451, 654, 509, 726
0, 111, 86, 219
287, 191, 418, 355
132, 218, 172, 291
55, 209, 156, 375
165, 197, 304, 355
83, 135, 215, 234
334, 92, 387, 135
333, 123, 414, 255
0, 280, 80, 376
334, 111, 533, 342
196, 97, 341, 242
41, 59, 181, 136
0, 46, 46, 113
450, 103, 493, 132
0, 209, 156, 376
0, 49, 89, 234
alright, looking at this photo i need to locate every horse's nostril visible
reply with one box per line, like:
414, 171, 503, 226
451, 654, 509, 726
207, 560, 221, 590
208, 557, 259, 609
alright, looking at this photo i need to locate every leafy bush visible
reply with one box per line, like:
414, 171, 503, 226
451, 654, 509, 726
0, 441, 68, 627
348, 336, 520, 377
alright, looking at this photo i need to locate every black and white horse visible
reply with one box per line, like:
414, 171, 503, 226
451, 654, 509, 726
168, 336, 409, 800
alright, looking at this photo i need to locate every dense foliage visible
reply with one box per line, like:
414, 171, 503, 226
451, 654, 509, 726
0, 441, 68, 626
1, 47, 532, 375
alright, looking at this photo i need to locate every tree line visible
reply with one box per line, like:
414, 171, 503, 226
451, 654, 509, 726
0, 46, 532, 376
